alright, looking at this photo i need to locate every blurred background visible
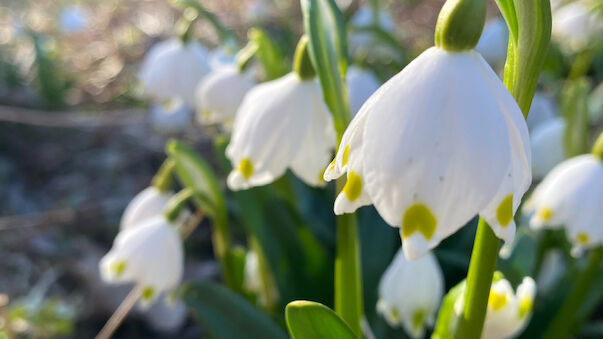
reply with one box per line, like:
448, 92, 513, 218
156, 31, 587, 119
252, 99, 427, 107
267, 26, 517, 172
0, 0, 601, 338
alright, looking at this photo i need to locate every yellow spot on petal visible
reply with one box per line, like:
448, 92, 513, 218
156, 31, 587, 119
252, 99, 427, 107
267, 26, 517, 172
576, 232, 589, 245
238, 158, 254, 180
488, 291, 507, 310
390, 308, 399, 322
537, 207, 553, 221
110, 260, 127, 277
496, 194, 514, 227
518, 298, 533, 318
412, 310, 425, 330
401, 204, 437, 240
342, 145, 350, 167
142, 286, 155, 301
318, 170, 326, 183
342, 171, 362, 201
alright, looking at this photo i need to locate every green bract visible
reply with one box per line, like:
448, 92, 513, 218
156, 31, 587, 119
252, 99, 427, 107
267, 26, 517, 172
434, 0, 486, 51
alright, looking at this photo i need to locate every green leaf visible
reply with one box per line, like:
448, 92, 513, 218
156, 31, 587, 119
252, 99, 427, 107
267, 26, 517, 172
432, 280, 466, 339
494, 0, 518, 44
249, 28, 288, 80
562, 78, 590, 157
166, 140, 225, 221
301, 0, 351, 140
286, 301, 356, 339
183, 282, 288, 339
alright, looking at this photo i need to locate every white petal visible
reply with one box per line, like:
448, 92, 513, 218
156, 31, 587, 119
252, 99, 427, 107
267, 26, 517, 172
289, 83, 336, 186
226, 73, 313, 190
361, 48, 510, 259
120, 187, 172, 231
195, 65, 255, 125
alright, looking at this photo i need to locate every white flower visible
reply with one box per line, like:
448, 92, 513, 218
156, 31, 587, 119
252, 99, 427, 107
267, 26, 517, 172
100, 216, 184, 306
527, 92, 557, 131
139, 39, 210, 106
145, 298, 187, 332
552, 2, 603, 53
244, 250, 279, 307
475, 18, 509, 71
530, 117, 566, 180
120, 187, 172, 231
537, 249, 566, 293
347, 66, 380, 116
226, 73, 335, 190
376, 249, 443, 338
324, 47, 531, 260
149, 98, 192, 133
195, 65, 255, 126
481, 277, 536, 339
208, 46, 236, 70
59, 6, 88, 34
525, 154, 603, 256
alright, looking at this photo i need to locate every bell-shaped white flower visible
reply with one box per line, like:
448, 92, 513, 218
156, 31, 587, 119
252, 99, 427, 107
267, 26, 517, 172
149, 98, 192, 133
552, 1, 603, 53
139, 39, 210, 106
481, 277, 536, 339
376, 249, 443, 338
324, 47, 531, 260
120, 187, 172, 231
100, 216, 184, 306
347, 66, 380, 116
145, 298, 188, 332
530, 117, 566, 180
527, 92, 557, 131
195, 65, 255, 126
226, 73, 335, 189
525, 154, 603, 256
475, 18, 509, 71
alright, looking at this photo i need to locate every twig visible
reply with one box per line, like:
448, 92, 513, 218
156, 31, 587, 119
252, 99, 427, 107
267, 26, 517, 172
95, 286, 142, 339
0, 105, 145, 128
180, 209, 205, 239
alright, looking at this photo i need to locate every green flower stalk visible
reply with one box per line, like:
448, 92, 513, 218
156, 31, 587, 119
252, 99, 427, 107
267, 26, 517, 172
455, 1, 551, 338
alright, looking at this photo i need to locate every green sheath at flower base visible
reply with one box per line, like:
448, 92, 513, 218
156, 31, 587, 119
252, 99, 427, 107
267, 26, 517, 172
434, 0, 486, 51
293, 35, 316, 80
164, 188, 194, 223
151, 158, 176, 193
592, 131, 603, 160
236, 40, 258, 74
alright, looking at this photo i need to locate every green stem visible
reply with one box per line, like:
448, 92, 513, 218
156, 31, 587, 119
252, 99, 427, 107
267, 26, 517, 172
334, 180, 363, 338
151, 158, 175, 193
454, 219, 500, 339
542, 247, 603, 339
165, 188, 194, 222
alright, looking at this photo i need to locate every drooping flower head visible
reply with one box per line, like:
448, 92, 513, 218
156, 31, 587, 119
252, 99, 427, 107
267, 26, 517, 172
226, 36, 335, 190
530, 117, 566, 180
120, 186, 173, 231
100, 216, 184, 306
195, 64, 256, 126
149, 98, 192, 133
139, 38, 210, 106
525, 152, 603, 256
454, 275, 536, 339
324, 4, 531, 260
377, 249, 444, 338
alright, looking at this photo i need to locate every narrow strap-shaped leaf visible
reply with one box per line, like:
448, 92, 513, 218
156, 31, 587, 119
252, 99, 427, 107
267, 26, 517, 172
286, 301, 356, 339
183, 282, 288, 339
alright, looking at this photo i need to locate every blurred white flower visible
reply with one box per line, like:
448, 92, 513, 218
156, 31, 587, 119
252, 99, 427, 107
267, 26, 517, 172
208, 46, 236, 70
525, 154, 603, 256
527, 92, 558, 130
376, 249, 443, 338
100, 216, 184, 306
145, 298, 188, 333
149, 98, 192, 133
475, 18, 509, 71
140, 39, 210, 106
120, 187, 172, 231
347, 66, 380, 116
537, 249, 566, 293
244, 250, 279, 307
552, 1, 603, 53
473, 277, 536, 339
59, 6, 88, 34
530, 117, 566, 180
226, 73, 335, 190
324, 47, 531, 260
195, 65, 255, 126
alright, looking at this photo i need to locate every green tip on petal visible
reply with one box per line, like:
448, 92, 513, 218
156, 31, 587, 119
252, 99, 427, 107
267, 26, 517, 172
434, 0, 486, 51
